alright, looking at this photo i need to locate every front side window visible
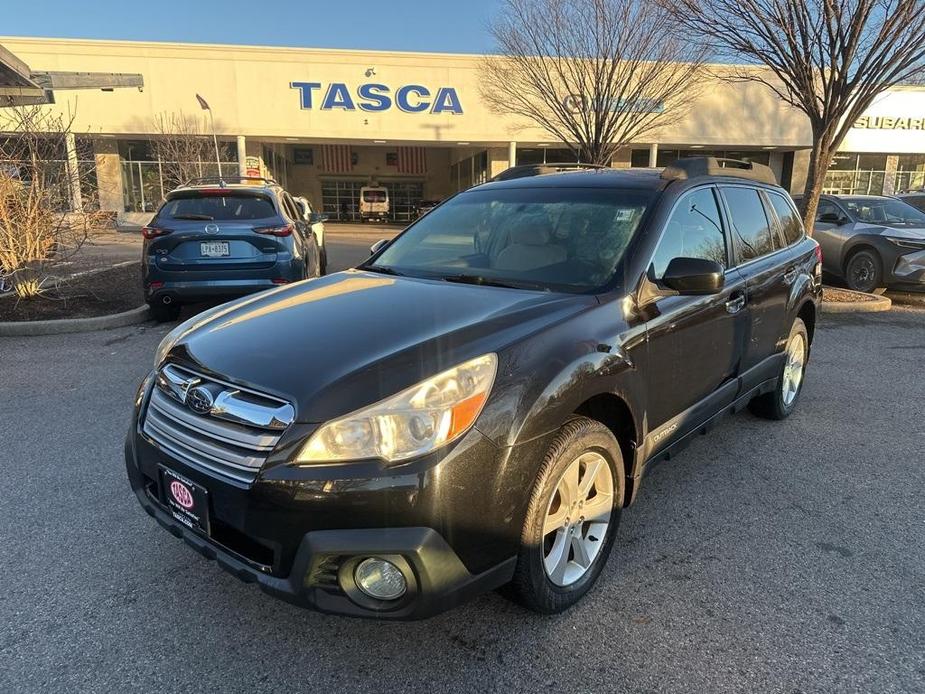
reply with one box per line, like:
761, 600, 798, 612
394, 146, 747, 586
767, 192, 804, 245
722, 186, 776, 261
370, 187, 655, 293
816, 200, 837, 220
650, 187, 727, 279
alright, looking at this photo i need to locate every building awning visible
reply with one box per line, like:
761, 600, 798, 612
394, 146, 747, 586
0, 42, 143, 106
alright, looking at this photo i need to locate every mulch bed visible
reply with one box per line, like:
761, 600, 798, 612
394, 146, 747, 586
0, 262, 143, 322
822, 286, 880, 303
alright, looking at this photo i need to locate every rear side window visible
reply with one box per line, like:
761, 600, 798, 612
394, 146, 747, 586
767, 192, 804, 245
722, 187, 776, 262
159, 194, 278, 221
651, 187, 727, 278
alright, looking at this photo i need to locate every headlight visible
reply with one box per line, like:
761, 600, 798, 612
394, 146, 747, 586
885, 236, 925, 250
296, 353, 497, 464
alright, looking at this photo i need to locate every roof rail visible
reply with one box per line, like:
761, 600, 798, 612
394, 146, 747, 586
182, 176, 279, 187
491, 162, 607, 182
661, 157, 777, 185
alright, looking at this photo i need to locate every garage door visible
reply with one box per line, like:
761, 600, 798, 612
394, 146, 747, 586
321, 179, 424, 222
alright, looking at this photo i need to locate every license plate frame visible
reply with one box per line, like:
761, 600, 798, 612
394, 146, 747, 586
200, 241, 230, 257
159, 465, 211, 535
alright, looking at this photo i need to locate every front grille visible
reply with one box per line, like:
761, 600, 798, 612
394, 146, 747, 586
142, 364, 294, 485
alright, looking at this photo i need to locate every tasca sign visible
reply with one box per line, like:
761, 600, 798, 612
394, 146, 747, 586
290, 82, 463, 114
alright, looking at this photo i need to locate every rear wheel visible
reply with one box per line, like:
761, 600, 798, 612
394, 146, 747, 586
149, 301, 180, 323
319, 249, 328, 276
845, 249, 885, 294
509, 418, 624, 613
749, 318, 809, 420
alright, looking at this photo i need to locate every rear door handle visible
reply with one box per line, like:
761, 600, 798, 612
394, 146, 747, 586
725, 293, 746, 314
783, 267, 798, 284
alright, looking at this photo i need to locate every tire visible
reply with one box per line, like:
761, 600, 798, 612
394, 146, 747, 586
844, 249, 885, 294
749, 317, 809, 420
508, 417, 625, 614
149, 301, 181, 323
319, 249, 328, 276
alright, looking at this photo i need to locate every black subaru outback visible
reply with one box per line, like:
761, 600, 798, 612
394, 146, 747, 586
126, 158, 821, 619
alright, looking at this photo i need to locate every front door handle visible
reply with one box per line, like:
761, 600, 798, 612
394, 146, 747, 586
783, 267, 798, 284
725, 293, 746, 314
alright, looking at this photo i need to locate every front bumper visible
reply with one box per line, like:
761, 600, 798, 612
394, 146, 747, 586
124, 377, 542, 619
130, 479, 514, 619
889, 248, 925, 288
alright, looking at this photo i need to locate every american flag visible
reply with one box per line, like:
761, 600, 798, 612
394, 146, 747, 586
322, 145, 352, 173
397, 147, 427, 175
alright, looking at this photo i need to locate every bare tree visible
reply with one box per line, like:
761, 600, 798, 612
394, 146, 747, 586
661, 0, 925, 232
0, 105, 102, 299
149, 111, 231, 192
481, 0, 710, 165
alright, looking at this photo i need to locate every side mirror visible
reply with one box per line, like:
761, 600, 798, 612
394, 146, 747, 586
309, 212, 328, 223
370, 238, 389, 256
817, 212, 843, 225
661, 257, 725, 295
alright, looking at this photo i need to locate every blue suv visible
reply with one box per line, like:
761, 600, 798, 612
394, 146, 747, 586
142, 177, 324, 322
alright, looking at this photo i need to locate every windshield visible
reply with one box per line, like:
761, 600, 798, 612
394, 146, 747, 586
369, 186, 654, 292
843, 198, 925, 226
159, 193, 278, 221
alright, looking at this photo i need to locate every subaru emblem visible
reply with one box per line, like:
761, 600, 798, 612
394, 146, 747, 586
185, 385, 214, 415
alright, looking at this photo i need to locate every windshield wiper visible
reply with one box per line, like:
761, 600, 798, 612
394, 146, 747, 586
440, 274, 548, 291
171, 213, 214, 221
362, 265, 406, 277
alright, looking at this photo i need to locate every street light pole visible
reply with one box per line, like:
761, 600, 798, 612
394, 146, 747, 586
196, 93, 223, 178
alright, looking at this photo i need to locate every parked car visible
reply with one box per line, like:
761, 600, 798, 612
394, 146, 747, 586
359, 185, 389, 222
895, 190, 925, 213
799, 193, 925, 293
126, 157, 821, 619
142, 177, 323, 322
414, 199, 441, 218
293, 195, 328, 274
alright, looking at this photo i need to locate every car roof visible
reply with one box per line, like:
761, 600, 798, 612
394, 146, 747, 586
470, 165, 784, 193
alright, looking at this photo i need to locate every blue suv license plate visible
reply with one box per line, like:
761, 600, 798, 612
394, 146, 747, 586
200, 241, 229, 257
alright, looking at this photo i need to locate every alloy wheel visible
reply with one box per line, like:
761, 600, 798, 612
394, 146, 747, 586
848, 255, 877, 292
781, 332, 806, 406
542, 451, 614, 587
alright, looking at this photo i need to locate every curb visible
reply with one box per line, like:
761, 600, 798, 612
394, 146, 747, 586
821, 288, 892, 314
0, 304, 151, 336
886, 290, 925, 307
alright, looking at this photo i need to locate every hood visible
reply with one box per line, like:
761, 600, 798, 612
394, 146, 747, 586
165, 270, 596, 421
857, 222, 925, 237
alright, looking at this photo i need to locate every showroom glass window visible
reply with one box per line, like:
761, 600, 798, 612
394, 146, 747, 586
722, 186, 776, 261
650, 187, 727, 278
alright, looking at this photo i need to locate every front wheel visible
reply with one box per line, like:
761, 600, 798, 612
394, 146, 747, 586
845, 249, 885, 294
749, 317, 809, 420
508, 418, 624, 614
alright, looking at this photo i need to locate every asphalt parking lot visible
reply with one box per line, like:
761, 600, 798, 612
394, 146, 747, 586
1, 232, 924, 693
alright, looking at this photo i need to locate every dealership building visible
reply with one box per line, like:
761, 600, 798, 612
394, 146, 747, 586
3, 36, 925, 221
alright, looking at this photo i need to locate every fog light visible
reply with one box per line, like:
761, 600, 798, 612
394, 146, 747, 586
354, 558, 407, 601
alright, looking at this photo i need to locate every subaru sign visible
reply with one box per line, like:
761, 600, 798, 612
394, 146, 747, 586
291, 82, 464, 115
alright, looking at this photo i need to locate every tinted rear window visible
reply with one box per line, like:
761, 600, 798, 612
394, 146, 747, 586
363, 190, 387, 202
767, 192, 804, 245
722, 186, 776, 261
159, 194, 278, 221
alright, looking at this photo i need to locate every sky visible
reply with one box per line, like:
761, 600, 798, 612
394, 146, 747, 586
2, 0, 502, 53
